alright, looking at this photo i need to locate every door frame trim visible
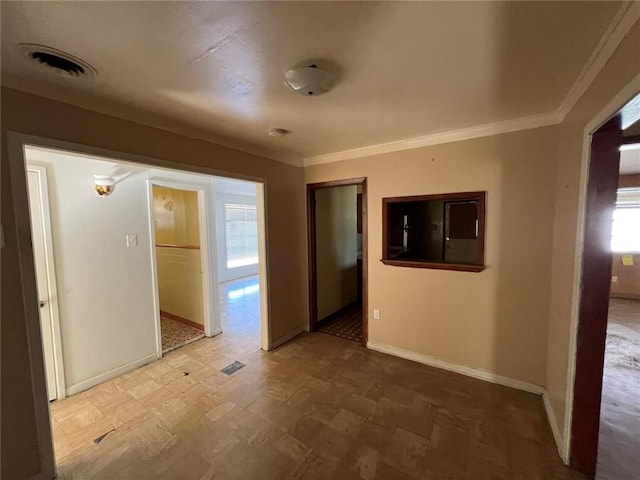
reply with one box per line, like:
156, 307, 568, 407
306, 177, 368, 344
147, 175, 221, 357
563, 74, 640, 465
6, 131, 273, 479
569, 116, 622, 475
25, 165, 66, 400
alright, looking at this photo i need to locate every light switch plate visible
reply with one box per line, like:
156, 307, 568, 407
126, 234, 138, 248
373, 309, 380, 320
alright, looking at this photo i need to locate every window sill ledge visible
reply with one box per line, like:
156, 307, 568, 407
380, 259, 486, 272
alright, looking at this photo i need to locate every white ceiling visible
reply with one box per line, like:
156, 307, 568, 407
620, 147, 640, 175
0, 2, 628, 165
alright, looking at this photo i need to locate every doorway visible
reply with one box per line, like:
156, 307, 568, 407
214, 178, 261, 352
307, 178, 367, 344
570, 94, 640, 478
151, 185, 206, 353
26, 165, 65, 401
596, 140, 640, 480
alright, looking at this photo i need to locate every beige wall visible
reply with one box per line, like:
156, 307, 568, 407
316, 186, 358, 320
611, 254, 640, 299
156, 248, 205, 325
306, 126, 559, 386
545, 21, 640, 437
0, 87, 307, 479
153, 186, 200, 247
24, 148, 159, 394
153, 187, 204, 325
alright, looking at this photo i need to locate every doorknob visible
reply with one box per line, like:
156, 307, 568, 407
39, 300, 46, 308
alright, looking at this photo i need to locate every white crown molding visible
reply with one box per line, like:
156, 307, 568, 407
557, 2, 640, 121
303, 3, 639, 168
7, 3, 635, 170
304, 111, 561, 167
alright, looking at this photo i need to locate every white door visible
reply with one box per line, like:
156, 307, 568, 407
27, 169, 58, 401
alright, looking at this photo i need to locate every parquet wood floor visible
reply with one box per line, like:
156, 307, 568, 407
51, 332, 584, 479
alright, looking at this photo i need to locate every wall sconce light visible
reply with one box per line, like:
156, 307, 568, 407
94, 175, 116, 197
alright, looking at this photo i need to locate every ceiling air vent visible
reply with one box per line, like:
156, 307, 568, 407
19, 44, 96, 78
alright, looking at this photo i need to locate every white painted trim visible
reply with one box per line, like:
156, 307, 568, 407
7, 134, 56, 480
367, 340, 567, 458
146, 175, 220, 358
543, 391, 565, 462
366, 341, 544, 395
256, 182, 271, 352
146, 183, 164, 359
6, 132, 273, 480
66, 354, 157, 396
562, 73, 640, 464
271, 326, 305, 350
557, 2, 640, 120
303, 112, 561, 166
25, 165, 67, 401
302, 4, 638, 168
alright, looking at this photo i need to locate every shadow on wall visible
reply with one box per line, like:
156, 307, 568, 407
315, 185, 359, 321
486, 2, 575, 387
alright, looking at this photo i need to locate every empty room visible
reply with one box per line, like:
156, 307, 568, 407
2, 2, 639, 480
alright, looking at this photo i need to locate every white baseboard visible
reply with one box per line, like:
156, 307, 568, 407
66, 353, 157, 396
208, 328, 222, 337
366, 341, 568, 460
271, 326, 305, 350
543, 391, 566, 463
366, 341, 544, 395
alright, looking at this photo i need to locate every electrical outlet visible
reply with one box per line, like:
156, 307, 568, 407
373, 309, 380, 320
126, 234, 138, 248
611, 276, 618, 283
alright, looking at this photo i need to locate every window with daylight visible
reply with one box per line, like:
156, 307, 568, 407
611, 188, 640, 253
224, 203, 259, 268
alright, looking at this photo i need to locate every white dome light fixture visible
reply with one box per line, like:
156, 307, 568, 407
94, 175, 116, 197
284, 64, 336, 97
268, 128, 289, 138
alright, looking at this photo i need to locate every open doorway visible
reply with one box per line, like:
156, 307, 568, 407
570, 93, 640, 479
214, 178, 261, 352
307, 178, 367, 344
151, 185, 206, 353
596, 139, 640, 480
19, 142, 270, 391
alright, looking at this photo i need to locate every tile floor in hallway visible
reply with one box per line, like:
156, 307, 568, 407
317, 303, 364, 344
161, 316, 205, 354
51, 331, 583, 479
218, 275, 261, 348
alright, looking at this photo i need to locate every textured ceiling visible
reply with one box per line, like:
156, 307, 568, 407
0, 1, 626, 164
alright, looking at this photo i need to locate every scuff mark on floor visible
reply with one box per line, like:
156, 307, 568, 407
93, 428, 116, 445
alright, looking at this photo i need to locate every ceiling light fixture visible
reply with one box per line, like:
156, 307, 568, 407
94, 175, 116, 197
284, 64, 336, 97
268, 128, 290, 138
